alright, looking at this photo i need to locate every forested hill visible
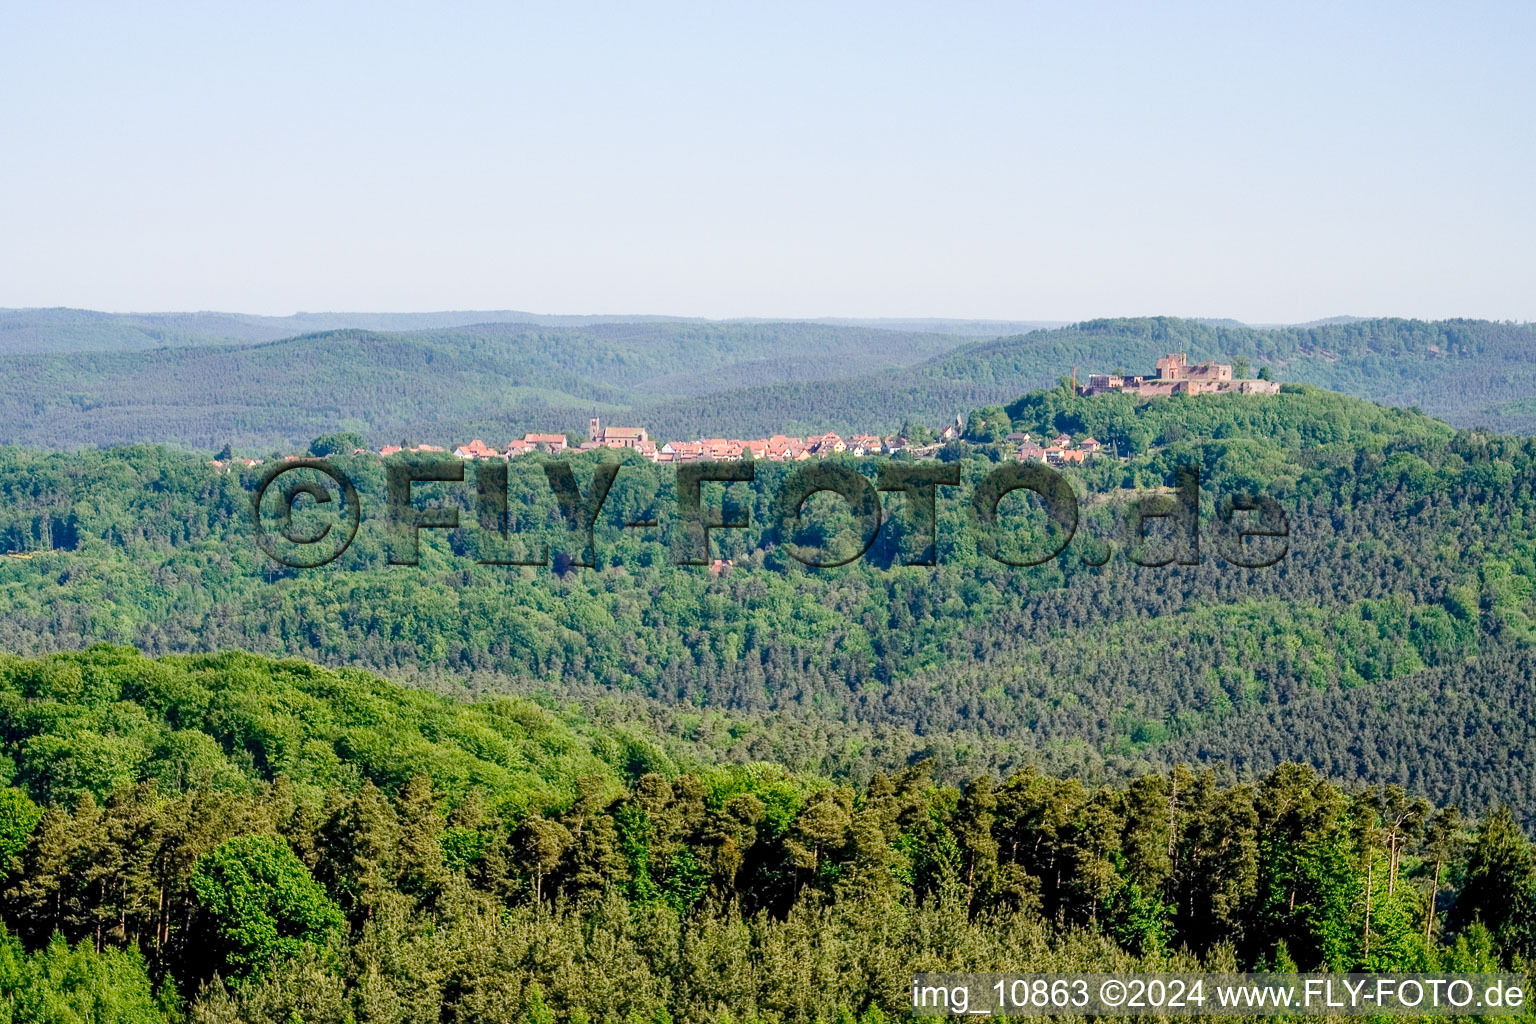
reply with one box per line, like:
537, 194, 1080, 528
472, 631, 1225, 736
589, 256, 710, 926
0, 321, 970, 449
4, 385, 1536, 1018
0, 386, 1534, 824
0, 647, 1533, 1024
0, 314, 1533, 449
652, 316, 1536, 440
932, 317, 1536, 431
0, 647, 649, 810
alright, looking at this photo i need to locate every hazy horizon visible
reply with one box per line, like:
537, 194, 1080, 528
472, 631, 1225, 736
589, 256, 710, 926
0, 306, 1493, 331
4, 3, 1533, 321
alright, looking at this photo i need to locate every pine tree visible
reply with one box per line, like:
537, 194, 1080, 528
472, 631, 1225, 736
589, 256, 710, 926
1452, 805, 1536, 962
394, 774, 447, 901
317, 781, 401, 923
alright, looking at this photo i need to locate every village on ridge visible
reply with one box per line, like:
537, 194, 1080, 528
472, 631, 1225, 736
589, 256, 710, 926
216, 354, 1277, 471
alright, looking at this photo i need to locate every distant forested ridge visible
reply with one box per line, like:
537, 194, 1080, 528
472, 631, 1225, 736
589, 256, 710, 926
0, 308, 717, 352
0, 314, 1533, 448
0, 308, 1060, 353
0, 647, 1532, 1024
0, 321, 969, 450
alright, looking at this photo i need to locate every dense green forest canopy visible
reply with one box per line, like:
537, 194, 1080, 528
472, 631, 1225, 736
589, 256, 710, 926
0, 647, 647, 811
0, 647, 1534, 1024
5, 349, 1536, 1019
0, 387, 1532, 825
1, 315, 1533, 449
0, 647, 1529, 1024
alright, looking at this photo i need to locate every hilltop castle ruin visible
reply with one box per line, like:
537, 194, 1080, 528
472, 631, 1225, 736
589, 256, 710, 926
1078, 353, 1280, 397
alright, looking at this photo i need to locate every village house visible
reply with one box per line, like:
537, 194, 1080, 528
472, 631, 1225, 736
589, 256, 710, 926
1046, 447, 1086, 466
1079, 437, 1102, 454
765, 435, 808, 460
522, 433, 568, 453
1017, 443, 1047, 463
807, 432, 846, 455
452, 439, 501, 460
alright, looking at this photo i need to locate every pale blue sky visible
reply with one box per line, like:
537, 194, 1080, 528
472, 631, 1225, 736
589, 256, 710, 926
2, 1, 1532, 321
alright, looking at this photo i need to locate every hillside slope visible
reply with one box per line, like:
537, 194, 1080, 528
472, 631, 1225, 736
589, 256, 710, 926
0, 308, 1057, 354
3, 315, 1534, 448
0, 308, 709, 352
0, 322, 967, 449
3, 648, 1530, 1024
641, 316, 1536, 438
932, 316, 1536, 432
0, 388, 1532, 823
0, 646, 639, 809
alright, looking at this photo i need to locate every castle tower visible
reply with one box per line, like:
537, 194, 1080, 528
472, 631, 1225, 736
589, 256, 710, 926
1155, 353, 1188, 381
